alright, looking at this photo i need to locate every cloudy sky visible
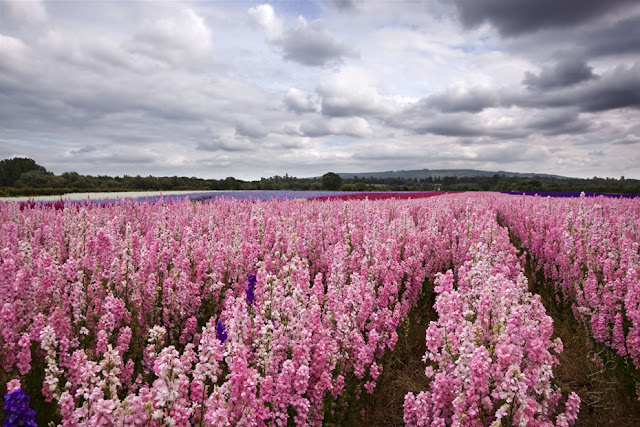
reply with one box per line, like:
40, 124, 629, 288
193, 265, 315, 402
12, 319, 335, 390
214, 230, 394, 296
1, 0, 639, 180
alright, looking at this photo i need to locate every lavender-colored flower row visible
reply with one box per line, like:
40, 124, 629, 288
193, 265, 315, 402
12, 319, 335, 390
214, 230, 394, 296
502, 191, 640, 199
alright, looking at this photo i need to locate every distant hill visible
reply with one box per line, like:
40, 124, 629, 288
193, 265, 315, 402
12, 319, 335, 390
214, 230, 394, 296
336, 169, 569, 180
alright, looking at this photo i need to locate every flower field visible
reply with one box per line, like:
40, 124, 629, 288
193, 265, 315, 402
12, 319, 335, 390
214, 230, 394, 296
496, 194, 640, 369
1, 192, 639, 425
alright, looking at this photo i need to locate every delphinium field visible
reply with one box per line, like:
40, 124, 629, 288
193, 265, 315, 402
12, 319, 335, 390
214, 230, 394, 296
0, 195, 454, 425
495, 194, 640, 378
4, 192, 638, 425
403, 195, 580, 426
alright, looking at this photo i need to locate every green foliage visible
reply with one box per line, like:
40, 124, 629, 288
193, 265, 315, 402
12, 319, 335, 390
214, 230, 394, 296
354, 182, 368, 191
14, 170, 51, 188
1, 157, 639, 196
322, 172, 343, 191
0, 157, 47, 186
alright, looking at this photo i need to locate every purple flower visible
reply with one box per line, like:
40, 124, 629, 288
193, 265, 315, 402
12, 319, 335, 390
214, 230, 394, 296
3, 389, 37, 427
246, 274, 257, 304
215, 320, 227, 344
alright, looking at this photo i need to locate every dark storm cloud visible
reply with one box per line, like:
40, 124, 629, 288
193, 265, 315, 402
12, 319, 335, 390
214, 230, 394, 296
519, 64, 640, 112
410, 62, 640, 123
582, 17, 640, 58
391, 84, 635, 140
451, 0, 637, 36
280, 21, 358, 66
395, 76, 637, 137
579, 84, 640, 112
523, 59, 597, 90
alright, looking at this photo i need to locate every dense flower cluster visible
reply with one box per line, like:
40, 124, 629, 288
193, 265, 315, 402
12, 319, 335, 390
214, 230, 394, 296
496, 194, 640, 369
404, 197, 580, 426
0, 194, 591, 424
0, 196, 454, 424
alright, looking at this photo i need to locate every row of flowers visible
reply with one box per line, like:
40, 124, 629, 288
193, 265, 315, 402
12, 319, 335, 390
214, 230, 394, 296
495, 193, 640, 369
405, 197, 580, 426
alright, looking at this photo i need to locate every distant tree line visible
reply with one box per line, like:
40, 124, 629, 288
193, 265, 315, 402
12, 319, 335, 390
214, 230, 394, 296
1, 157, 639, 197
339, 174, 640, 194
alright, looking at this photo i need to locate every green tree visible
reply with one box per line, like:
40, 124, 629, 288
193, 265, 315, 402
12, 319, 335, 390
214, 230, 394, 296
222, 177, 241, 190
14, 170, 57, 188
354, 182, 368, 191
0, 157, 47, 186
322, 172, 343, 191
61, 171, 88, 189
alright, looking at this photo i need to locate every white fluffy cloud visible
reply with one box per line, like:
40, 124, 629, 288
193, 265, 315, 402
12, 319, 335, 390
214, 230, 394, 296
300, 116, 373, 138
317, 66, 414, 117
248, 4, 283, 41
248, 5, 358, 67
129, 8, 212, 65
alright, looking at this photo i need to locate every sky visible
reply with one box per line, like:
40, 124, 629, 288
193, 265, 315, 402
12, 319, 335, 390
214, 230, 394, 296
1, 0, 639, 180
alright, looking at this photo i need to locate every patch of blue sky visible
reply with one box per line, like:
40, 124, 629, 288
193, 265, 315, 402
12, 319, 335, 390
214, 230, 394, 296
275, 0, 323, 20
324, 135, 354, 147
453, 38, 496, 54
233, 0, 322, 20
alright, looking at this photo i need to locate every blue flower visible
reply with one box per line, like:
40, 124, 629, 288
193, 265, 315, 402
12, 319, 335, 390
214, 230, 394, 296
246, 274, 257, 304
3, 389, 37, 427
215, 319, 227, 344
